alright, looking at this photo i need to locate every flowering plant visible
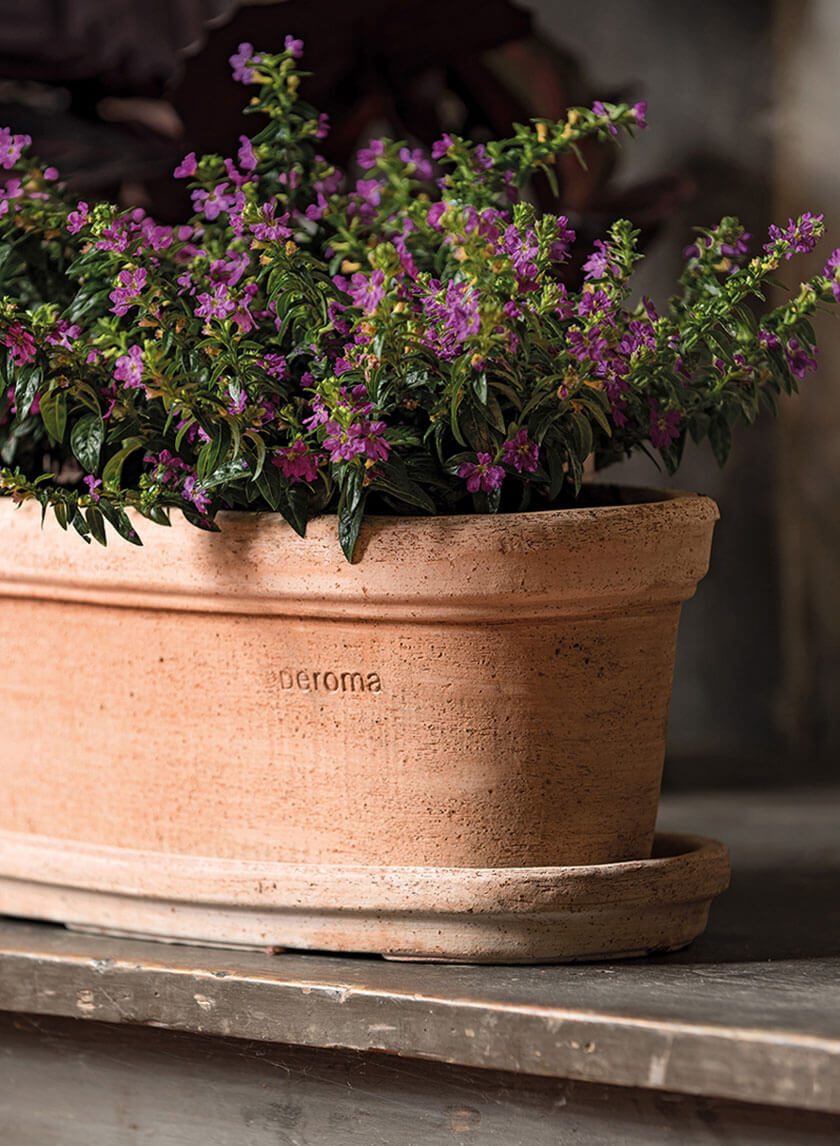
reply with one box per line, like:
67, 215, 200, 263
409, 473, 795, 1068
1, 40, 838, 559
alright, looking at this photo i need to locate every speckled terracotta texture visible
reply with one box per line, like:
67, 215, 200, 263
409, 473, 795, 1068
0, 830, 730, 962
0, 488, 722, 956
0, 489, 717, 868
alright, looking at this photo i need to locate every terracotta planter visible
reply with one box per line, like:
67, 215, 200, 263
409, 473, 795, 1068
0, 487, 729, 961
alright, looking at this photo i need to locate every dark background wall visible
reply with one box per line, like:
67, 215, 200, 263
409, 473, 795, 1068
532, 0, 837, 787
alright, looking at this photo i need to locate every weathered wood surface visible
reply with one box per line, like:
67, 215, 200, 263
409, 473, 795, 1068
2, 1013, 839, 1146
0, 789, 838, 1119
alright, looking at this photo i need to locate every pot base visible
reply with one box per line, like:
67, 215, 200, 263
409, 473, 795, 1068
0, 831, 729, 963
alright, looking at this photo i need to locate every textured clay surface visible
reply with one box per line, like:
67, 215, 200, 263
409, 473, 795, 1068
0, 490, 718, 872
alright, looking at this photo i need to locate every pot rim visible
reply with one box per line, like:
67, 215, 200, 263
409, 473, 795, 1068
0, 484, 719, 621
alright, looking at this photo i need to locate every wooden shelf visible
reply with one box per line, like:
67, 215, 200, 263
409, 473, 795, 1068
1, 788, 838, 1122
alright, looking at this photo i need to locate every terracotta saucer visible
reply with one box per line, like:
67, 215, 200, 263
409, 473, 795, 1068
0, 830, 729, 963
0, 829, 728, 962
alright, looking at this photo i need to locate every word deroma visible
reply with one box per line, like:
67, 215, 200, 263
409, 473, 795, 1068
278, 669, 382, 694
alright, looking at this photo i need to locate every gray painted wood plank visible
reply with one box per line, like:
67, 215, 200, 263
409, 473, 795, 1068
2, 1014, 839, 1146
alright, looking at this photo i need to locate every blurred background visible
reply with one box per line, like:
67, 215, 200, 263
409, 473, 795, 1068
0, 0, 836, 788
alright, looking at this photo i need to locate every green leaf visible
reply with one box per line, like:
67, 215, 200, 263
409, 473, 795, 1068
144, 505, 171, 527
70, 508, 92, 543
53, 500, 68, 530
70, 412, 105, 472
200, 458, 250, 490
338, 490, 367, 562
102, 438, 145, 489
243, 431, 267, 481
371, 461, 437, 514
13, 365, 41, 422
39, 389, 68, 444
278, 483, 310, 536
98, 499, 142, 545
67, 287, 110, 324
708, 416, 732, 467
459, 398, 494, 453
196, 422, 231, 481
472, 372, 488, 405
449, 387, 467, 447
85, 505, 108, 546
255, 466, 282, 512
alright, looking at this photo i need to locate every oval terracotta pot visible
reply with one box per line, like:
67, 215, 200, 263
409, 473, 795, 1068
0, 487, 725, 959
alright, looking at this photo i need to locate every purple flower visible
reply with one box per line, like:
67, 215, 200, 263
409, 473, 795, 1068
284, 34, 304, 59
764, 212, 824, 259
502, 429, 539, 473
315, 113, 330, 140
0, 127, 31, 169
303, 395, 330, 431
458, 453, 505, 493
109, 267, 147, 316
347, 178, 384, 223
45, 320, 81, 349
347, 268, 386, 313
304, 190, 329, 222
2, 322, 36, 366
592, 101, 618, 137
720, 232, 751, 258
823, 247, 840, 301
173, 152, 197, 179
96, 221, 130, 253
649, 399, 681, 449
260, 353, 288, 380
83, 475, 102, 501
357, 420, 390, 462
548, 216, 576, 262
473, 143, 493, 171
191, 183, 237, 222
426, 202, 447, 230
784, 337, 818, 379
759, 328, 781, 351
182, 474, 211, 514
323, 420, 366, 462
273, 439, 321, 483
237, 135, 258, 173
582, 239, 621, 281
113, 345, 144, 389
633, 101, 647, 129
250, 200, 291, 241
431, 134, 454, 160
399, 147, 433, 180
195, 283, 237, 322
66, 201, 89, 234
357, 139, 385, 169
230, 42, 257, 84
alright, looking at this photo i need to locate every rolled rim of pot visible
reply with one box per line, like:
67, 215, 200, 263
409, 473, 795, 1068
0, 484, 719, 621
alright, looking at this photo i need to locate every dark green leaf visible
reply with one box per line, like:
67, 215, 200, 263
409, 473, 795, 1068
708, 416, 732, 467
338, 490, 366, 562
196, 422, 231, 481
102, 438, 145, 489
371, 461, 436, 513
98, 499, 143, 545
70, 412, 105, 472
39, 389, 67, 444
13, 365, 41, 422
70, 508, 92, 542
85, 505, 108, 546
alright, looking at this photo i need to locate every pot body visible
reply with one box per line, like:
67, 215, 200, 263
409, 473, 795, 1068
0, 489, 717, 870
